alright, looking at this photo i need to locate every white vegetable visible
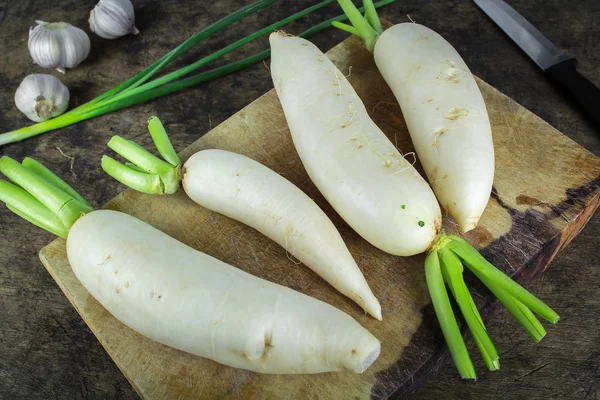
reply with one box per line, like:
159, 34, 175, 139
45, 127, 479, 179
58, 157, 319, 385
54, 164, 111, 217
89, 0, 139, 40
14, 74, 69, 122
269, 32, 442, 257
374, 24, 494, 232
277, 3, 553, 379
28, 21, 91, 73
182, 149, 382, 320
67, 210, 380, 374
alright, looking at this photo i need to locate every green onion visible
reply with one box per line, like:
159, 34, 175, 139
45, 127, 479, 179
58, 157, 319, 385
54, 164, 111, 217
0, 0, 397, 147
86, 0, 280, 106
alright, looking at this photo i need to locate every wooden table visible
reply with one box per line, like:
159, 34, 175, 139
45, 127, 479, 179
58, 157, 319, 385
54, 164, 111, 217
0, 1, 598, 399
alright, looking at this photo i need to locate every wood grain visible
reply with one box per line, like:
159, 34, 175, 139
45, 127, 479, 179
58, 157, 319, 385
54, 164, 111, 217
38, 36, 600, 399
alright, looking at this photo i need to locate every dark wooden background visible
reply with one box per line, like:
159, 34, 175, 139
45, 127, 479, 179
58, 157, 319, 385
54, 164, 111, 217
0, 0, 598, 399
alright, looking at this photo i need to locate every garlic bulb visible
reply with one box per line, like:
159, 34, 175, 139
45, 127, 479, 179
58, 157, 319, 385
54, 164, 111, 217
28, 21, 91, 73
14, 74, 70, 122
89, 0, 139, 40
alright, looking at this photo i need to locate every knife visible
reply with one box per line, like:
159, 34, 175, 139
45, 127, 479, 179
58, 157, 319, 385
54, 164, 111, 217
473, 0, 600, 128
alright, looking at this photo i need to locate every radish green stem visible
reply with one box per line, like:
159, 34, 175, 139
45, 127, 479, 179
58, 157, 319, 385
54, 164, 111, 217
107, 136, 173, 174
335, 0, 381, 52
447, 235, 560, 324
6, 203, 66, 238
471, 267, 546, 342
425, 250, 476, 379
363, 0, 383, 33
103, 116, 181, 194
331, 21, 360, 36
147, 116, 180, 167
0, 180, 68, 237
101, 156, 174, 195
0, 0, 396, 147
439, 247, 499, 371
0, 157, 91, 236
424, 233, 558, 377
0, 157, 92, 228
21, 157, 90, 208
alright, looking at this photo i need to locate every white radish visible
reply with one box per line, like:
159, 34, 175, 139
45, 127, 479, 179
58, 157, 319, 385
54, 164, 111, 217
101, 119, 381, 320
269, 32, 442, 257
68, 210, 380, 374
269, 22, 558, 379
374, 23, 494, 232
183, 149, 381, 319
0, 155, 381, 374
332, 0, 493, 233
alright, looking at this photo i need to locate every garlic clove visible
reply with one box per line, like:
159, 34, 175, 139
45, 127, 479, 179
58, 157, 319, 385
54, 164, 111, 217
89, 0, 139, 40
28, 21, 91, 73
14, 74, 70, 122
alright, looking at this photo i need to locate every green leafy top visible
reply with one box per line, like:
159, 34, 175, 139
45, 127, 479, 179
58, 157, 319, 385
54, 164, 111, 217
102, 116, 181, 195
425, 234, 560, 379
333, 0, 385, 52
0, 157, 93, 238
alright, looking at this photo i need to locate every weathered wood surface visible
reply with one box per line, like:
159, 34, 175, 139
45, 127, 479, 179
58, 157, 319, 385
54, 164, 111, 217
37, 33, 600, 399
1, 1, 600, 399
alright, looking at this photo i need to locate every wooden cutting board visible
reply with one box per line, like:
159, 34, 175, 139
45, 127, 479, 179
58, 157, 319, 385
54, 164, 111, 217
39, 35, 600, 399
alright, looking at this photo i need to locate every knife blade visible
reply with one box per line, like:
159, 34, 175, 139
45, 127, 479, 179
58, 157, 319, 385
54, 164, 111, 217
474, 0, 600, 129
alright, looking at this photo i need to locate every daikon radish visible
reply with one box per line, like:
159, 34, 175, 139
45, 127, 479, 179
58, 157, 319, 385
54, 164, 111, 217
270, 34, 442, 257
100, 117, 382, 319
270, 31, 558, 379
334, 0, 494, 233
0, 156, 380, 374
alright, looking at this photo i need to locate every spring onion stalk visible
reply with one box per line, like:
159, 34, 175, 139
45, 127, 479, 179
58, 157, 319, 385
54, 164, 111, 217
86, 0, 339, 111
0, 0, 397, 147
87, 0, 280, 106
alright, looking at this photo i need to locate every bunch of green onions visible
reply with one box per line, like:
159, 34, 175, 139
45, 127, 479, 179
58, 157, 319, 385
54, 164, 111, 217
0, 0, 396, 147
